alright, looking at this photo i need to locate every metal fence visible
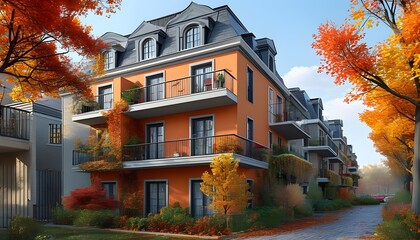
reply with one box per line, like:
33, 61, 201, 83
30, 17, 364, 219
33, 170, 62, 222
0, 105, 30, 140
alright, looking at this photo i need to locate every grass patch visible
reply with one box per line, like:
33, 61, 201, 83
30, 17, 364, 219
0, 226, 205, 240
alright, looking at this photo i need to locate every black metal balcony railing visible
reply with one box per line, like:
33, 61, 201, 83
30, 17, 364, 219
72, 134, 268, 166
306, 136, 338, 154
0, 105, 30, 140
73, 92, 114, 114
121, 69, 236, 105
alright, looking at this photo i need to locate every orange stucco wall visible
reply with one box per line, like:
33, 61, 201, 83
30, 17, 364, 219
91, 165, 264, 209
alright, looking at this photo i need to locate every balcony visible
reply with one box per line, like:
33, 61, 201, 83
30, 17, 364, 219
303, 136, 338, 157
73, 134, 268, 170
72, 93, 114, 125
317, 168, 329, 183
0, 105, 30, 153
122, 69, 237, 119
268, 103, 309, 140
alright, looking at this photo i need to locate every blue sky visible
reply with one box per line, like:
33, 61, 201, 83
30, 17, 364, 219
81, 0, 391, 167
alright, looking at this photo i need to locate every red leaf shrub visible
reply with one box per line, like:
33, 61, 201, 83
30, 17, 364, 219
63, 181, 119, 210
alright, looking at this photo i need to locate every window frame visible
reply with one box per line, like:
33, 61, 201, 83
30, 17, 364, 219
49, 123, 62, 145
141, 37, 157, 60
103, 50, 116, 70
144, 180, 168, 216
247, 66, 254, 103
102, 181, 118, 200
247, 117, 254, 141
183, 24, 203, 50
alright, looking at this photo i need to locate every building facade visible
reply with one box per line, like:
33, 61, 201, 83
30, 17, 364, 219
63, 2, 358, 217
0, 99, 62, 227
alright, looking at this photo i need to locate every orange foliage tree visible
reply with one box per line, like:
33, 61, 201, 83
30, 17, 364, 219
62, 180, 119, 210
0, 0, 121, 101
312, 0, 420, 212
200, 154, 250, 227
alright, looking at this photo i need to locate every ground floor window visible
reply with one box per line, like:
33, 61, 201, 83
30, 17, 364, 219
247, 179, 254, 208
145, 181, 167, 215
102, 182, 117, 199
190, 180, 211, 217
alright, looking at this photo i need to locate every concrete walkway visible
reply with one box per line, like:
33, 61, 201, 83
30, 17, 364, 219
241, 205, 382, 240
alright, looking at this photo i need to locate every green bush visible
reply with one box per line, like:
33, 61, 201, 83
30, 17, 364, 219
313, 199, 351, 211
74, 209, 116, 228
388, 190, 411, 204
146, 207, 194, 233
8, 216, 42, 240
352, 195, 380, 205
294, 199, 314, 217
306, 181, 323, 202
126, 217, 148, 230
189, 215, 228, 236
52, 206, 79, 225
375, 219, 412, 240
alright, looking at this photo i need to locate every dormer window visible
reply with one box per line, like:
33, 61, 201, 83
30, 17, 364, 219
142, 38, 156, 60
185, 25, 201, 49
103, 50, 115, 70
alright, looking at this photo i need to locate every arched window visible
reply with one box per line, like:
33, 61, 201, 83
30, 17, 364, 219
185, 25, 201, 49
142, 38, 156, 60
103, 51, 114, 70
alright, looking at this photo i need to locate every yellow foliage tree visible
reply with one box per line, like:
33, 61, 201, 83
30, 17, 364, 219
200, 154, 250, 226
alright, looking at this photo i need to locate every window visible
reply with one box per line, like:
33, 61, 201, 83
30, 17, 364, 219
192, 117, 213, 156
146, 123, 164, 159
269, 55, 274, 71
142, 38, 156, 60
268, 88, 274, 123
191, 180, 211, 217
269, 131, 273, 149
104, 51, 114, 70
246, 179, 254, 208
145, 181, 167, 215
277, 136, 281, 147
247, 67, 254, 103
102, 182, 117, 199
98, 85, 113, 109
146, 73, 164, 101
247, 118, 254, 141
276, 95, 283, 121
49, 124, 62, 144
191, 63, 212, 93
185, 25, 201, 49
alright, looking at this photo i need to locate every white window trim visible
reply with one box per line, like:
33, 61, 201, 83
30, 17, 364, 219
189, 60, 214, 92
181, 23, 205, 50
268, 87, 274, 123
145, 121, 165, 143
144, 179, 168, 216
103, 49, 116, 70
139, 37, 158, 61
189, 114, 215, 139
144, 71, 166, 100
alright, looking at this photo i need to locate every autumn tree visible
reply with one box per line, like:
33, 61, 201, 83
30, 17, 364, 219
62, 180, 119, 210
360, 89, 414, 191
312, 0, 420, 212
200, 154, 250, 227
0, 0, 121, 101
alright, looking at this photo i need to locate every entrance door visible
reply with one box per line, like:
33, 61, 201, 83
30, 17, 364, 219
192, 64, 212, 93
192, 117, 213, 156
147, 123, 164, 159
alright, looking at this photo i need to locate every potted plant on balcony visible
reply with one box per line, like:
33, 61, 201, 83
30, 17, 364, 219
72, 98, 100, 114
121, 85, 142, 104
215, 138, 243, 155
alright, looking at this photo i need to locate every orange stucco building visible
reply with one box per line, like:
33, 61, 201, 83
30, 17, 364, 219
62, 3, 316, 217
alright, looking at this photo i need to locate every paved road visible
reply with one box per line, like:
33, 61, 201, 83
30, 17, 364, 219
242, 205, 382, 240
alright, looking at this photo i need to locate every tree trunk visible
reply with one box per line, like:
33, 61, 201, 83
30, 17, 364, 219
412, 106, 420, 213
403, 173, 411, 193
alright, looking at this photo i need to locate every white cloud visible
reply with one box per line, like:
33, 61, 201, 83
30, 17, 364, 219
283, 66, 384, 167
283, 66, 351, 101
